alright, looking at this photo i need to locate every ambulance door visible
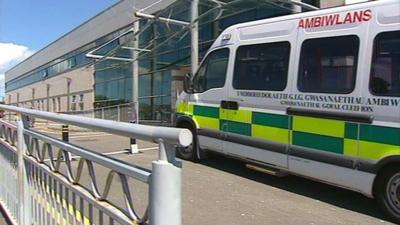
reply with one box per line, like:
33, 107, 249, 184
224, 20, 298, 168
190, 48, 230, 153
358, 6, 400, 164
288, 9, 369, 187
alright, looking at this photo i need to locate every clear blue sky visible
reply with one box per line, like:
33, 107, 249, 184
0, 0, 118, 100
0, 0, 118, 51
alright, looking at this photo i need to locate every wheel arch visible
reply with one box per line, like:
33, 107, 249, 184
372, 155, 400, 196
175, 115, 198, 132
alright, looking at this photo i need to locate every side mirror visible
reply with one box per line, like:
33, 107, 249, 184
183, 73, 193, 93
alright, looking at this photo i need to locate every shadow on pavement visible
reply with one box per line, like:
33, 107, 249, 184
200, 155, 391, 223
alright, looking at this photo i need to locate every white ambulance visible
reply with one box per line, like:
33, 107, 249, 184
175, 0, 400, 222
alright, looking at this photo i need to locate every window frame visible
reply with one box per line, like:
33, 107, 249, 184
368, 30, 400, 97
191, 47, 230, 94
232, 41, 291, 91
297, 35, 360, 95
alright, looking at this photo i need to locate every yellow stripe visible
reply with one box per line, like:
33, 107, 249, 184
292, 116, 345, 138
34, 190, 73, 225
176, 102, 194, 115
219, 109, 229, 121
344, 139, 358, 157
252, 125, 289, 144
359, 140, 400, 161
219, 108, 252, 124
193, 115, 219, 130
31, 183, 94, 225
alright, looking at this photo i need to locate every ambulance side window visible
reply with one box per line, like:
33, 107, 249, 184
298, 35, 359, 94
192, 48, 229, 93
369, 31, 400, 97
233, 42, 290, 91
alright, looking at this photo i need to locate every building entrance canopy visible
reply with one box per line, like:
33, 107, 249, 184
89, 0, 318, 124
89, 0, 317, 68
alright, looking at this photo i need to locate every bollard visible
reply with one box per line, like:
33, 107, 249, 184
62, 125, 72, 160
129, 120, 139, 154
62, 125, 69, 142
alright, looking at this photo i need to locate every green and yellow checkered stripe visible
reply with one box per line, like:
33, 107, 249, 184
176, 103, 400, 161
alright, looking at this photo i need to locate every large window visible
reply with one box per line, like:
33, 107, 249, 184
369, 31, 400, 97
298, 35, 359, 94
192, 48, 229, 93
233, 42, 290, 91
94, 60, 133, 108
138, 71, 171, 122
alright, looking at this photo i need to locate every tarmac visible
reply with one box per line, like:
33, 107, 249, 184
0, 122, 395, 225
32, 125, 396, 225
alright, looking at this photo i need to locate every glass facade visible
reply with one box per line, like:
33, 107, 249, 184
95, 0, 298, 123
8, 0, 309, 124
5, 27, 131, 92
94, 60, 133, 107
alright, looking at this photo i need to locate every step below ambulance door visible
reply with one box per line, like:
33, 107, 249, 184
189, 48, 231, 153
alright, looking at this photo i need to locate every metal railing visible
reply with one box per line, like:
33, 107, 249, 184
0, 104, 191, 225
64, 102, 171, 125
66, 102, 135, 122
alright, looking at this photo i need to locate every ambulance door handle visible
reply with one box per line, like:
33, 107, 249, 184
221, 101, 239, 110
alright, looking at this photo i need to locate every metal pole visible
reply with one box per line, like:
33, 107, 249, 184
149, 140, 181, 225
0, 104, 193, 146
46, 84, 50, 112
291, 0, 302, 13
117, 105, 121, 122
17, 114, 28, 225
190, 0, 199, 75
130, 19, 140, 153
16, 93, 19, 107
133, 20, 140, 124
135, 12, 190, 26
66, 78, 71, 112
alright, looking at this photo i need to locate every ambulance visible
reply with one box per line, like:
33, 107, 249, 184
175, 0, 400, 221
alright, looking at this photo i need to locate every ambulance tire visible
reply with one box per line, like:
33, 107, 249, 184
176, 123, 198, 161
375, 166, 400, 224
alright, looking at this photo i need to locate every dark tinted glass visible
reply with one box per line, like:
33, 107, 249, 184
370, 31, 400, 97
233, 42, 290, 91
298, 35, 359, 94
192, 48, 229, 93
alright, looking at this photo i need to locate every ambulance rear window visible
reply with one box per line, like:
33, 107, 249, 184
298, 35, 359, 94
369, 31, 400, 97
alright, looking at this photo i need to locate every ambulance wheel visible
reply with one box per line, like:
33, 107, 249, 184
176, 123, 198, 161
376, 166, 400, 223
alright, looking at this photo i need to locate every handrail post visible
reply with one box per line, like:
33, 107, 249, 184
149, 140, 181, 225
17, 114, 29, 225
117, 105, 120, 121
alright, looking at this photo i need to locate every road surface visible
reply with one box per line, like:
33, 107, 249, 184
34, 126, 395, 225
